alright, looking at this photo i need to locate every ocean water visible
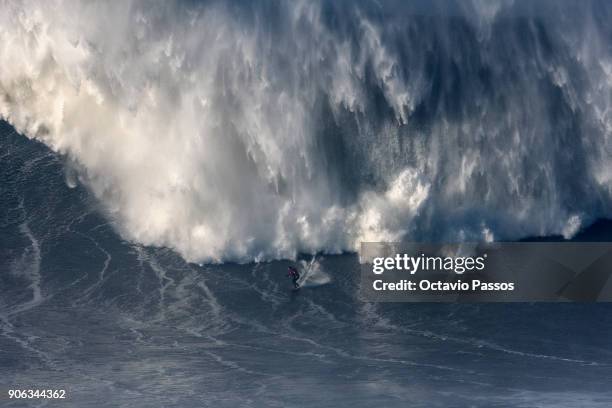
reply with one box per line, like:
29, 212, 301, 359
1, 0, 611, 263
2, 123, 612, 407
1, 0, 612, 406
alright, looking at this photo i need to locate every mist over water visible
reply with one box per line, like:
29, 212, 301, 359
2, 3, 612, 406
1, 0, 611, 262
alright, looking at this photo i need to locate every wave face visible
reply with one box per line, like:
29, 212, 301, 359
1, 0, 611, 262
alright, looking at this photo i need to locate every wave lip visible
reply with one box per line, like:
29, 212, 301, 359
0, 0, 611, 262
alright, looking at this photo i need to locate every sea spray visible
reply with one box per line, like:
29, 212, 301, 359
0, 0, 610, 262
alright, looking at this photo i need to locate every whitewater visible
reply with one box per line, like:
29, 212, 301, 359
0, 0, 611, 263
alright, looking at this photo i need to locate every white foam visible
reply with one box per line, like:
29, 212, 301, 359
0, 1, 610, 262
298, 257, 331, 288
9, 219, 44, 316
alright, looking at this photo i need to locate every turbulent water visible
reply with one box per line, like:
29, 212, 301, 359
2, 125, 612, 407
2, 1, 612, 407
1, 0, 611, 262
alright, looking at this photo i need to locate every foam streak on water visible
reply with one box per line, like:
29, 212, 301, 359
1, 125, 612, 407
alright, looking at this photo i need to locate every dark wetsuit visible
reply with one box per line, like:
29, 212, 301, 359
288, 267, 300, 288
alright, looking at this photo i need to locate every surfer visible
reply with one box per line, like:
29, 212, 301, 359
287, 266, 300, 289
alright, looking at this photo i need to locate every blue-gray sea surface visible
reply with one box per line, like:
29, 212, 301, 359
2, 124, 612, 407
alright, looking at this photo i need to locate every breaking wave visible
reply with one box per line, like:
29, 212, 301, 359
0, 0, 611, 262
